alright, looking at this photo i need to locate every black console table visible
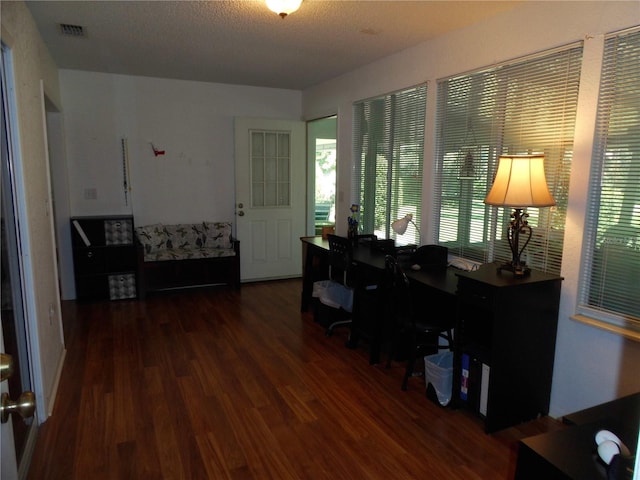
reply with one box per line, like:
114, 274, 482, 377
515, 392, 639, 479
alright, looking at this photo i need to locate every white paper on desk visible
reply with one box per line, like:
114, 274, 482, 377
72, 220, 91, 247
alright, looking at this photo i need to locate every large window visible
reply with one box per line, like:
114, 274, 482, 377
578, 28, 640, 332
353, 84, 427, 244
434, 45, 583, 274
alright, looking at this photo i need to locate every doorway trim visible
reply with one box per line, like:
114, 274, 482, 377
1, 41, 41, 479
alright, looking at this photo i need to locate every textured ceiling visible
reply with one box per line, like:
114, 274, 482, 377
25, 0, 523, 90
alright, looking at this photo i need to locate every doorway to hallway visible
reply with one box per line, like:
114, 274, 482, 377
307, 116, 336, 236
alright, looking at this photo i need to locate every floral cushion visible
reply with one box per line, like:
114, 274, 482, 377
135, 222, 235, 261
134, 224, 166, 253
201, 222, 233, 250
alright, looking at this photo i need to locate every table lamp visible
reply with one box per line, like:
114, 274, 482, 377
391, 213, 422, 244
484, 154, 555, 276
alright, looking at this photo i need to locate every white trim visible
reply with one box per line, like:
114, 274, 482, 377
1, 44, 44, 424
572, 314, 640, 343
1, 40, 41, 480
46, 348, 66, 418
16, 424, 39, 480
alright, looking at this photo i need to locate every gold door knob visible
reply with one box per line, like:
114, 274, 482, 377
0, 353, 14, 382
1, 391, 36, 423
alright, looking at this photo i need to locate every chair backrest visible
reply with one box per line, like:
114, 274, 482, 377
384, 254, 454, 336
411, 244, 448, 268
383, 255, 413, 321
371, 238, 396, 255
354, 233, 377, 245
327, 234, 353, 286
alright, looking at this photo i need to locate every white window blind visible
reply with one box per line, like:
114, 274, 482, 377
579, 28, 640, 329
434, 45, 583, 274
352, 84, 427, 243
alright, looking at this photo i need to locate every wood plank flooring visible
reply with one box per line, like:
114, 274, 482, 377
27, 279, 564, 479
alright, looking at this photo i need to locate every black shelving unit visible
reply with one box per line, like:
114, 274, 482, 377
454, 263, 563, 433
70, 215, 137, 301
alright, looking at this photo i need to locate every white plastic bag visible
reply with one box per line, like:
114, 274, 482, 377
312, 280, 353, 312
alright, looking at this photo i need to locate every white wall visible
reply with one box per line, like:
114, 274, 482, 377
60, 71, 302, 226
302, 1, 640, 418
0, 1, 65, 419
58, 72, 303, 302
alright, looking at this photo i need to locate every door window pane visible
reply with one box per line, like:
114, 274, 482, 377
250, 130, 291, 207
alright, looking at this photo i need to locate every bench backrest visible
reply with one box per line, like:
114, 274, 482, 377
135, 222, 233, 254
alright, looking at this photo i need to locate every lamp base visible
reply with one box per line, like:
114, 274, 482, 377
497, 207, 533, 278
496, 261, 530, 277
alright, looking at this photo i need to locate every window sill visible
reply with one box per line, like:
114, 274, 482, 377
571, 314, 640, 343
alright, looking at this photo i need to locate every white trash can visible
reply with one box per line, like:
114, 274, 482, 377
424, 351, 453, 406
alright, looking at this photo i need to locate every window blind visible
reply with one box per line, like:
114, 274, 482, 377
579, 28, 640, 328
352, 84, 427, 243
434, 45, 583, 274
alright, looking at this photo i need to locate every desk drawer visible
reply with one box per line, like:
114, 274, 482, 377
457, 278, 495, 308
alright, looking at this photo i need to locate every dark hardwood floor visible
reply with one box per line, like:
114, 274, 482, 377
27, 279, 564, 479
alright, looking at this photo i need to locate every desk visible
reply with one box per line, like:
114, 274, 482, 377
300, 236, 563, 432
563, 392, 640, 428
514, 392, 639, 479
300, 236, 458, 311
300, 236, 458, 364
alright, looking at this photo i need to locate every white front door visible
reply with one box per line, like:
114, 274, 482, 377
234, 118, 305, 282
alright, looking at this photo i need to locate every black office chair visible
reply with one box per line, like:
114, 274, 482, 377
324, 234, 356, 336
353, 233, 377, 246
383, 255, 454, 391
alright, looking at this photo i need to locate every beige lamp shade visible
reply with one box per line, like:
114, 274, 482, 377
484, 154, 556, 208
266, 0, 302, 17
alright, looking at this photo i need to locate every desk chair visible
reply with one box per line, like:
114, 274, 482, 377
383, 255, 454, 391
353, 233, 377, 247
324, 234, 356, 336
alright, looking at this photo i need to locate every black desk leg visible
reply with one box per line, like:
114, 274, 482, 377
301, 244, 315, 312
301, 244, 329, 312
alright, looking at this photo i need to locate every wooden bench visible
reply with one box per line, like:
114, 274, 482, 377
135, 222, 240, 297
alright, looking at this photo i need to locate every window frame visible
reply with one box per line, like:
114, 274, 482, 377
575, 27, 640, 337
352, 84, 427, 244
433, 44, 584, 274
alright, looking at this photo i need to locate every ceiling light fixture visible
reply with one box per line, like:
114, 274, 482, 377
266, 0, 302, 18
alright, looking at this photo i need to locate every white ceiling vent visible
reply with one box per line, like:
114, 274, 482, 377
59, 24, 86, 37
